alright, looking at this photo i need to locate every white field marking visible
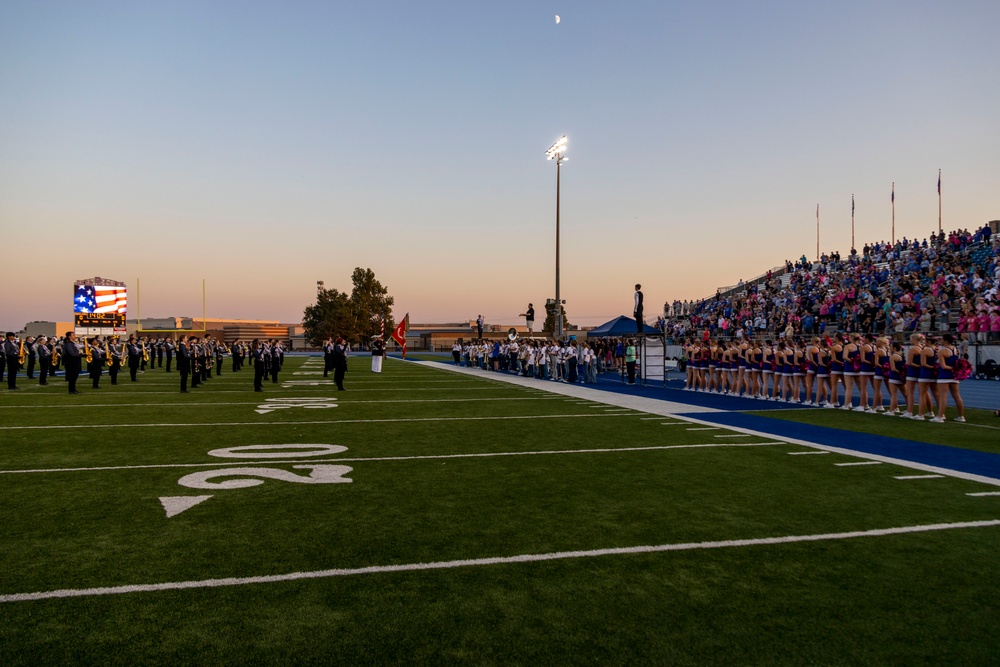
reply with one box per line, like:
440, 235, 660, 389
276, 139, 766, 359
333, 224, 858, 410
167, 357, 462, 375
160, 495, 212, 518
788, 451, 831, 456
686, 427, 720, 431
4, 519, 998, 603
835, 461, 884, 467
713, 434, 752, 438
0, 396, 550, 411
0, 442, 782, 476
660, 422, 683, 426
894, 474, 945, 480
0, 413, 619, 431
967, 492, 1000, 497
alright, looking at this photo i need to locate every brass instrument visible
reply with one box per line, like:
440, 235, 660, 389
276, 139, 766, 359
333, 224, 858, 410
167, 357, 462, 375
85, 338, 93, 364
52, 344, 60, 368
18, 340, 26, 366
106, 341, 114, 367
507, 328, 519, 341
142, 340, 149, 362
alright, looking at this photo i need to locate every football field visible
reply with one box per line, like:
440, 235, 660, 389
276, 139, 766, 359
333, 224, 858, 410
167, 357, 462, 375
1, 355, 999, 664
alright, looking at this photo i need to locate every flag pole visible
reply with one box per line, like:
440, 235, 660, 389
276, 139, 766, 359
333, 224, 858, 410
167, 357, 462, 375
816, 204, 820, 260
937, 169, 942, 234
851, 194, 855, 251
891, 182, 895, 245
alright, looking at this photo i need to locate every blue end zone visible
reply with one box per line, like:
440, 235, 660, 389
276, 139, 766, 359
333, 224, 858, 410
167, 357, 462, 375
684, 411, 1000, 481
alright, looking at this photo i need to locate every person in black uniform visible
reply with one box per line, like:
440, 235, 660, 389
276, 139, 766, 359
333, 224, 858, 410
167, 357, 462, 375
251, 338, 267, 392
108, 336, 122, 385
3, 333, 20, 390
36, 336, 52, 385
332, 337, 348, 391
270, 340, 281, 383
24, 336, 37, 379
165, 338, 174, 372
126, 336, 141, 381
190, 337, 202, 388
323, 338, 333, 377
89, 337, 105, 389
634, 284, 644, 333
63, 332, 83, 394
177, 335, 191, 392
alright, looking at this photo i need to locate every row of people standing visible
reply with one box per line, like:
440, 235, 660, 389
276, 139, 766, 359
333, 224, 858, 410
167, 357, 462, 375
453, 338, 629, 385
682, 332, 968, 422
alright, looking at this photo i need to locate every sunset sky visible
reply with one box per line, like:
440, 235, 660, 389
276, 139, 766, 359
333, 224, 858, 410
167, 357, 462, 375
2, 1, 998, 332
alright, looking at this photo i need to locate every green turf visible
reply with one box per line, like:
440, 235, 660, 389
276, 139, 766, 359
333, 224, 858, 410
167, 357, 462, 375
1, 356, 998, 664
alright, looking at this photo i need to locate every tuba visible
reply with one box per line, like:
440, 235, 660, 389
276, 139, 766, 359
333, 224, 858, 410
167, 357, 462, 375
142, 340, 149, 362
18, 340, 26, 366
507, 328, 519, 341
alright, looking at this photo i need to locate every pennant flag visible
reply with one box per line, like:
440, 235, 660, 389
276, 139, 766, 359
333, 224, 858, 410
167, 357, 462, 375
391, 313, 409, 357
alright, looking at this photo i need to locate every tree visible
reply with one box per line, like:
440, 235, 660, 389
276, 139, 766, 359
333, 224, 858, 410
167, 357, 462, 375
349, 267, 395, 341
543, 305, 572, 335
302, 287, 353, 347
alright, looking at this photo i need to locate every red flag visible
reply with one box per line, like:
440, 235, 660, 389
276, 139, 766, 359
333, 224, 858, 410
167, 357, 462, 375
391, 313, 408, 357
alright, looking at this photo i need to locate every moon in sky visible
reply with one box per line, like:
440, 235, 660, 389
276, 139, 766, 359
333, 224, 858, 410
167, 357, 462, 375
555, 15, 560, 24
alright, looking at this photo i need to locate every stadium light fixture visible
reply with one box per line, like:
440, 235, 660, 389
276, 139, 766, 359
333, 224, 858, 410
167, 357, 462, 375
546, 135, 567, 338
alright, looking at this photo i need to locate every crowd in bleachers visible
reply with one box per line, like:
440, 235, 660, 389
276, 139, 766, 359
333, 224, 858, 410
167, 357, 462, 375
660, 224, 998, 345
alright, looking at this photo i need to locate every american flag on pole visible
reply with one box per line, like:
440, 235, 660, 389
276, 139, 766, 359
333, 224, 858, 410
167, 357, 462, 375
74, 284, 127, 314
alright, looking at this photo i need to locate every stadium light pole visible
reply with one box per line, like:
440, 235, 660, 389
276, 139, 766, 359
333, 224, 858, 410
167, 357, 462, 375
546, 135, 568, 338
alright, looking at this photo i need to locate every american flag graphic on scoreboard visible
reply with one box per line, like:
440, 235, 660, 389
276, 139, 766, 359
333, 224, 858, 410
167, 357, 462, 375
74, 284, 127, 315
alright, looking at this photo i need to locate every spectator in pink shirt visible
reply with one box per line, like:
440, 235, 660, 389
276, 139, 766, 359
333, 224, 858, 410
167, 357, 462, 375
976, 311, 990, 343
990, 309, 1000, 341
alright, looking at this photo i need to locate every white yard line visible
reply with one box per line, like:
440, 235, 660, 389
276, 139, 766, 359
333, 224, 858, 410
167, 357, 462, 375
788, 451, 831, 456
894, 474, 945, 480
835, 461, 884, 467
0, 442, 782, 476
4, 519, 997, 603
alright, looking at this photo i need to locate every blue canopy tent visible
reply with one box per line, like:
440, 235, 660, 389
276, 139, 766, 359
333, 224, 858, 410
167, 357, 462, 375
586, 316, 659, 338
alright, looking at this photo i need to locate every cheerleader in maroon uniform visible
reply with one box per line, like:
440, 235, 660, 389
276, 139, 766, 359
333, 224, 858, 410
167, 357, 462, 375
917, 335, 940, 419
841, 333, 862, 410
933, 333, 966, 423
829, 334, 845, 408
791, 339, 806, 403
858, 333, 877, 412
871, 336, 890, 412
904, 333, 924, 419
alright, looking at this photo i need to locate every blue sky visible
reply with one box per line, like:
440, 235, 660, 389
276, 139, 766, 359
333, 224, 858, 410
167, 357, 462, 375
2, 1, 997, 330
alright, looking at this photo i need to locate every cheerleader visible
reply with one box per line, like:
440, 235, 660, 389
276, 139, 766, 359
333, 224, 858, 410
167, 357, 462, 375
829, 334, 845, 408
749, 339, 763, 398
885, 341, 907, 415
871, 336, 890, 412
761, 339, 775, 400
736, 340, 750, 397
803, 337, 820, 406
858, 333, 877, 412
903, 333, 924, 419
774, 341, 789, 401
791, 339, 806, 403
817, 337, 834, 407
933, 333, 966, 423
841, 333, 861, 410
917, 335, 940, 419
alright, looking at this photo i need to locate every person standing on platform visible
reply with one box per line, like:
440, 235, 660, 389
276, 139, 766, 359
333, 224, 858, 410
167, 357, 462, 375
371, 336, 385, 373
634, 284, 644, 333
63, 331, 83, 394
36, 336, 52, 385
177, 335, 191, 393
520, 304, 535, 335
476, 315, 484, 339
332, 337, 348, 390
3, 333, 20, 390
126, 336, 141, 382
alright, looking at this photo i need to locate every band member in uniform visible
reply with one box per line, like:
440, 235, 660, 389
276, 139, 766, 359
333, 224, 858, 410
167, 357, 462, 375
165, 338, 175, 373
251, 338, 267, 391
36, 336, 52, 385
190, 337, 202, 388
215, 341, 225, 375
323, 338, 334, 377
332, 337, 348, 390
63, 331, 83, 394
127, 336, 141, 381
157, 338, 165, 368
177, 335, 191, 393
107, 336, 122, 385
634, 284, 644, 333
89, 336, 105, 389
371, 336, 385, 373
270, 339, 282, 383
3, 332, 20, 390
24, 336, 37, 379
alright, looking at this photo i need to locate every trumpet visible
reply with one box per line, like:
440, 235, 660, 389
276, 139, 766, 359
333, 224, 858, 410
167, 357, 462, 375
18, 340, 26, 366
85, 338, 93, 364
